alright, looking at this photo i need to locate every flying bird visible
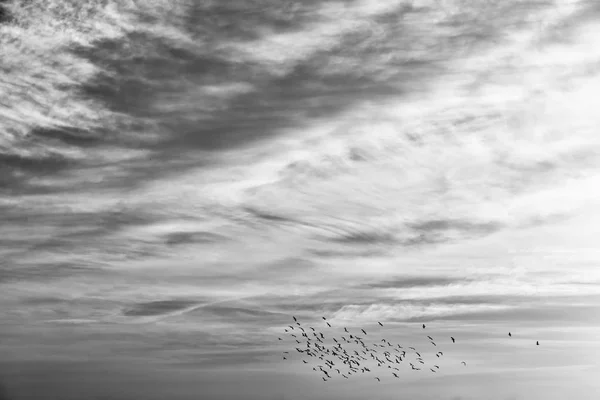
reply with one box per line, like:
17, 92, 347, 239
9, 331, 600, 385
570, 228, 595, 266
293, 316, 297, 322
322, 317, 326, 320
375, 377, 381, 382
451, 337, 455, 343
508, 332, 512, 337
461, 361, 467, 366
427, 336, 433, 340
536, 341, 539, 346
361, 329, 367, 335
327, 322, 332, 327
378, 322, 383, 326
422, 324, 426, 329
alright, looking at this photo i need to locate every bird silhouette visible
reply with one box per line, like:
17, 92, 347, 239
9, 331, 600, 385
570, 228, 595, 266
461, 361, 467, 366
451, 337, 455, 343
378, 322, 383, 326
422, 324, 426, 329
508, 332, 512, 337
536, 341, 539, 346
293, 316, 297, 322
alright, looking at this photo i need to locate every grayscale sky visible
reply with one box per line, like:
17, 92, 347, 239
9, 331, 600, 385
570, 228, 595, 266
1, 0, 600, 399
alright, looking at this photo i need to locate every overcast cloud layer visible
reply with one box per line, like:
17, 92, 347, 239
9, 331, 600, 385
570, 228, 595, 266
1, 0, 600, 399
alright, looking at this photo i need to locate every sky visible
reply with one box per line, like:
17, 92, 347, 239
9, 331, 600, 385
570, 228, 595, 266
1, 0, 600, 399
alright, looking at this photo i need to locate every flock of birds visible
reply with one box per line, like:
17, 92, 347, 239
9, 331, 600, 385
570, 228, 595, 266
278, 316, 540, 383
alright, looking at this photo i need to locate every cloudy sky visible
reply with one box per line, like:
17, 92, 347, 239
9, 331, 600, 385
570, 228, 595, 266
1, 0, 600, 399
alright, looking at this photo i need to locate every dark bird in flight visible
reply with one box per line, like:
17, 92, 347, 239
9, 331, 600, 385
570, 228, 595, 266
378, 322, 383, 326
423, 324, 426, 329
508, 332, 512, 337
461, 361, 467, 366
278, 338, 282, 340
430, 341, 437, 346
451, 337, 455, 343
293, 316, 297, 322
361, 329, 367, 335
427, 336, 433, 340
392, 373, 399, 378
536, 341, 539, 346
327, 322, 332, 327
375, 377, 381, 382
344, 327, 349, 332
322, 317, 326, 320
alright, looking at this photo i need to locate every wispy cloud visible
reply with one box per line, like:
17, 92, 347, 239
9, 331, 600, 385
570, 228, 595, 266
2, 0, 600, 399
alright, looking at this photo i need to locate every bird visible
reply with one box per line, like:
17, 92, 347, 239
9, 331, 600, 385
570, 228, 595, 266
322, 317, 326, 320
378, 322, 383, 326
361, 329, 367, 335
327, 322, 332, 327
375, 377, 381, 382
293, 316, 297, 322
422, 324, 426, 329
536, 341, 539, 346
508, 332, 512, 337
451, 337, 455, 343
427, 336, 433, 340
461, 361, 467, 366
278, 337, 282, 340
